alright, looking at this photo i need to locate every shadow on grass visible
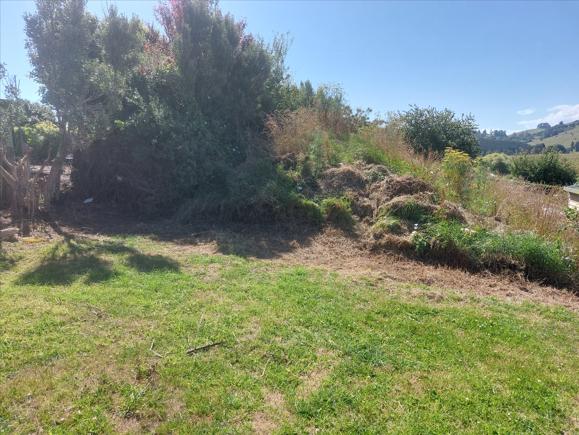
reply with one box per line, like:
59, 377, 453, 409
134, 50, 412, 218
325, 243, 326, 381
52, 203, 324, 259
0, 252, 17, 272
17, 236, 180, 286
125, 253, 180, 273
18, 254, 115, 285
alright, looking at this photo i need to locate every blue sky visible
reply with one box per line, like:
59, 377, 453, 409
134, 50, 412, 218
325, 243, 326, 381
1, 0, 579, 132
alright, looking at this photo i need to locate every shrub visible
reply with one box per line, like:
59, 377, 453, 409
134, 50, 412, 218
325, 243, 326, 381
480, 153, 511, 175
398, 106, 479, 157
511, 152, 576, 186
413, 221, 575, 287
72, 0, 291, 214
320, 197, 354, 229
20, 121, 60, 163
441, 148, 474, 203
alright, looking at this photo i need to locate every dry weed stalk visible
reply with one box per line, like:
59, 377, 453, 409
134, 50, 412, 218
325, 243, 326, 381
490, 177, 578, 253
266, 108, 323, 156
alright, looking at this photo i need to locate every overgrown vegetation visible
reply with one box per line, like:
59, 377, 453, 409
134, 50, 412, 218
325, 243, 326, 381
413, 221, 576, 287
1, 0, 578, 288
511, 152, 577, 186
1, 1, 578, 431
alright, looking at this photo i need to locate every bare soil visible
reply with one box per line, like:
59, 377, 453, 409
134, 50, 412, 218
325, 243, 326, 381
20, 202, 576, 311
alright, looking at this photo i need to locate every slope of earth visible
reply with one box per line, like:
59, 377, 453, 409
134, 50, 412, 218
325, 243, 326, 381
1, 213, 578, 433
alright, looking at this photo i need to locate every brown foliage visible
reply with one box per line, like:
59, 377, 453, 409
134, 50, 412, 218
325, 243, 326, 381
265, 108, 323, 157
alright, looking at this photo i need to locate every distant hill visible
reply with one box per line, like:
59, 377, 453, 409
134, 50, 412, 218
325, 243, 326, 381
478, 120, 579, 154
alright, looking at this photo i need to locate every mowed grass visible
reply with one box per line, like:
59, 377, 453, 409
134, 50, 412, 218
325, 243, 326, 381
1, 236, 578, 433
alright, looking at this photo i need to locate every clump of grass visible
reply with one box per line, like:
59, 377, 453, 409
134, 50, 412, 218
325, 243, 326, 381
413, 221, 576, 287
378, 196, 437, 224
266, 107, 323, 156
372, 215, 404, 237
287, 196, 324, 225
320, 197, 354, 229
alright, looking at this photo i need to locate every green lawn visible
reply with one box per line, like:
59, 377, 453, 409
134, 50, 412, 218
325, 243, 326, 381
1, 236, 578, 433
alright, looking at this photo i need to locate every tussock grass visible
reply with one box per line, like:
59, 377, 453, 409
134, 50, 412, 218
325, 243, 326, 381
0, 237, 578, 433
413, 221, 576, 287
320, 197, 354, 229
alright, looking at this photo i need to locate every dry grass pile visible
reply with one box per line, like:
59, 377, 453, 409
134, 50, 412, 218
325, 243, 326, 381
318, 165, 367, 196
371, 175, 435, 206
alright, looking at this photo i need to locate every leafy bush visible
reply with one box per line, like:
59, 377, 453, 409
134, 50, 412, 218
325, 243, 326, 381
413, 221, 575, 286
480, 152, 511, 175
320, 197, 354, 229
441, 148, 474, 203
171, 162, 323, 224
398, 106, 479, 157
511, 152, 576, 186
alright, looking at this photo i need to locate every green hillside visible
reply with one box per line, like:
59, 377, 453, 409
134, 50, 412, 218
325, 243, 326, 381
479, 120, 579, 154
529, 124, 579, 148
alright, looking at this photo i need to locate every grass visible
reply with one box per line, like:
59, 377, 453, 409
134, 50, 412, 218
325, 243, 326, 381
563, 152, 579, 172
0, 236, 578, 433
320, 197, 354, 229
413, 221, 576, 287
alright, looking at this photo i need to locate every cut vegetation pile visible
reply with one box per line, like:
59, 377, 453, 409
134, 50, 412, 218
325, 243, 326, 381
294, 161, 577, 289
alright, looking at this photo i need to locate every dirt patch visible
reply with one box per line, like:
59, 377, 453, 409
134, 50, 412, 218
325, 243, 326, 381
251, 389, 290, 434
17, 206, 579, 310
296, 349, 336, 400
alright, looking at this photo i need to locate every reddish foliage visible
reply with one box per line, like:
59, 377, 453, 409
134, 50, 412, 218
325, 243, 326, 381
155, 0, 185, 41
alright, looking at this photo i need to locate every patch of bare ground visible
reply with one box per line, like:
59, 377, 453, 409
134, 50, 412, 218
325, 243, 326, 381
131, 224, 577, 310
272, 228, 579, 310
21, 205, 579, 310
296, 349, 337, 400
251, 389, 291, 434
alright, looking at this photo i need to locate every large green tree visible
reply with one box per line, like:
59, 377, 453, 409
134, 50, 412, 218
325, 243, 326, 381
25, 0, 103, 201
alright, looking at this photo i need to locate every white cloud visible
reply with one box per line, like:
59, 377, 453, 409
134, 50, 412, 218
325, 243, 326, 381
517, 104, 579, 129
516, 108, 535, 116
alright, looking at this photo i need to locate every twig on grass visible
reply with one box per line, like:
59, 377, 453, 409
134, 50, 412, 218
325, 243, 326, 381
186, 341, 224, 355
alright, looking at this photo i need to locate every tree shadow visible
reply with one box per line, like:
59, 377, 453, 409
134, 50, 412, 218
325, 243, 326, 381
51, 203, 326, 260
16, 234, 180, 286
125, 253, 180, 273
0, 252, 18, 272
17, 254, 115, 285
